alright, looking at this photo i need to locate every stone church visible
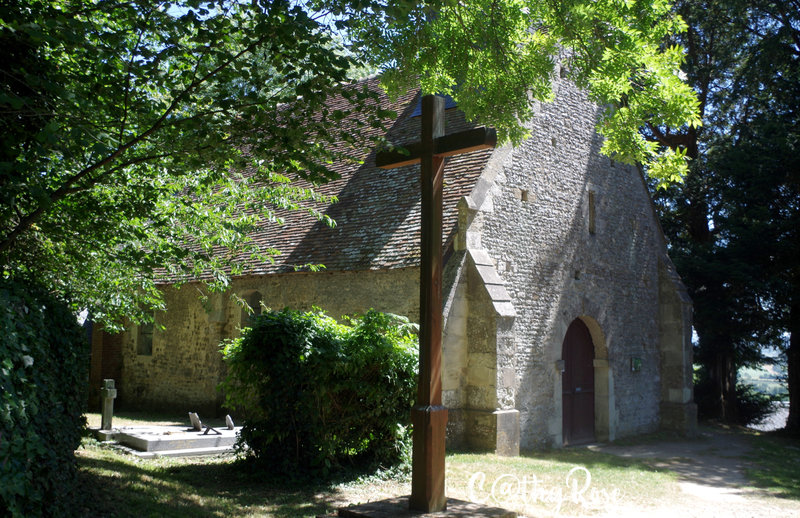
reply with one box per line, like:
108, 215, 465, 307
88, 73, 696, 453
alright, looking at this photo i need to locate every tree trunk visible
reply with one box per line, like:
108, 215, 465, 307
708, 345, 738, 422
786, 284, 800, 433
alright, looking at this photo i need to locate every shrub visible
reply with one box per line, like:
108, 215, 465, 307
736, 383, 777, 427
0, 277, 89, 517
220, 308, 418, 476
694, 367, 778, 426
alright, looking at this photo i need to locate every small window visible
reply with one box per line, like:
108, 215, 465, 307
588, 190, 596, 235
137, 320, 154, 356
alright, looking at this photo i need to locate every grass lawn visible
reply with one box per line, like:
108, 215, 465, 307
76, 440, 680, 518
746, 430, 800, 499
80, 412, 800, 517
77, 412, 681, 517
444, 449, 678, 516
84, 410, 229, 429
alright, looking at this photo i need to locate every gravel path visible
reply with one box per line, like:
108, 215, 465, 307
588, 425, 799, 518
749, 402, 789, 432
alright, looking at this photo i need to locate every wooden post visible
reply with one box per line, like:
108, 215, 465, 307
375, 94, 497, 513
410, 95, 448, 512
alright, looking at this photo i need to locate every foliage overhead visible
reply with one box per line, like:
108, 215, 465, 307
649, 0, 799, 425
2, 0, 700, 326
1, 0, 389, 326
321, 0, 701, 185
0, 277, 89, 517
220, 308, 418, 476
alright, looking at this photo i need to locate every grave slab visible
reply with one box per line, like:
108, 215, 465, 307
117, 444, 236, 458
114, 425, 241, 452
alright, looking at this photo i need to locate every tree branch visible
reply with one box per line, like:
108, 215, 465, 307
120, 11, 150, 142
0, 33, 272, 255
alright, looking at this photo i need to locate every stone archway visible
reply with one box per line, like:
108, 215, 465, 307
555, 315, 615, 446
580, 316, 614, 443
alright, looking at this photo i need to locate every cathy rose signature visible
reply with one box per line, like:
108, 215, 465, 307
466, 466, 621, 516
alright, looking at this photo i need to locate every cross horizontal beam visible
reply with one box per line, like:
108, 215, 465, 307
375, 127, 497, 170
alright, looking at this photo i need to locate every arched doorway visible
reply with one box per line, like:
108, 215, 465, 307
562, 318, 595, 445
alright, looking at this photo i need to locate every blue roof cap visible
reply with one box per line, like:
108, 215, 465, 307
410, 93, 458, 117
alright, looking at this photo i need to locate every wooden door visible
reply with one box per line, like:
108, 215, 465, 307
562, 319, 595, 445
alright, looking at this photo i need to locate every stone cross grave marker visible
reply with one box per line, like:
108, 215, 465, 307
100, 379, 117, 431
376, 94, 497, 512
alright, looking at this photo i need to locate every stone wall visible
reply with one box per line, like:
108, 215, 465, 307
117, 267, 419, 415
119, 284, 226, 414
463, 72, 669, 449
88, 326, 122, 410
658, 258, 697, 434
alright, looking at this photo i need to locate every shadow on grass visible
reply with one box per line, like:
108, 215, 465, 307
76, 451, 356, 517
746, 431, 800, 500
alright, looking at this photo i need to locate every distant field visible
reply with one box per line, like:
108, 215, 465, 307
740, 364, 788, 399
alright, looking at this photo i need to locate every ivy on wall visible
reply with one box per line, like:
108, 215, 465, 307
0, 277, 89, 517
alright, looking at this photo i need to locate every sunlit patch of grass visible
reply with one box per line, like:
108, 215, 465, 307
746, 431, 800, 499
85, 411, 186, 429
445, 449, 679, 517
84, 410, 232, 429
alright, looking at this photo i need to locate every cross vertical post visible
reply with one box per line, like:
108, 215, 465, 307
409, 94, 448, 513
374, 93, 497, 514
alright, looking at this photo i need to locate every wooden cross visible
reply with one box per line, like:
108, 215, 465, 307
376, 94, 496, 513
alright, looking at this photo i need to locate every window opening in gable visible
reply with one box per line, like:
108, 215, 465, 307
137, 318, 154, 356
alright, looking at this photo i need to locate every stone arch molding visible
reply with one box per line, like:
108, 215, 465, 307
551, 312, 616, 446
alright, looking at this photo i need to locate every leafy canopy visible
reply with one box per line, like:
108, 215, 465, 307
323, 0, 701, 185
648, 0, 799, 424
2, 0, 700, 325
1, 0, 389, 326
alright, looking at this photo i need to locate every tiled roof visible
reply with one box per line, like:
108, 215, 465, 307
226, 78, 492, 276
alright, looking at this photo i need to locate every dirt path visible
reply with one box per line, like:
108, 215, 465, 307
589, 425, 799, 518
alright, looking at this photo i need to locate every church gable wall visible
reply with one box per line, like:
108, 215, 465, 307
472, 77, 665, 449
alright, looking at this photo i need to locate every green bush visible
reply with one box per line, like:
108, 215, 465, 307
220, 308, 418, 476
736, 383, 777, 426
0, 277, 89, 517
694, 366, 778, 425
